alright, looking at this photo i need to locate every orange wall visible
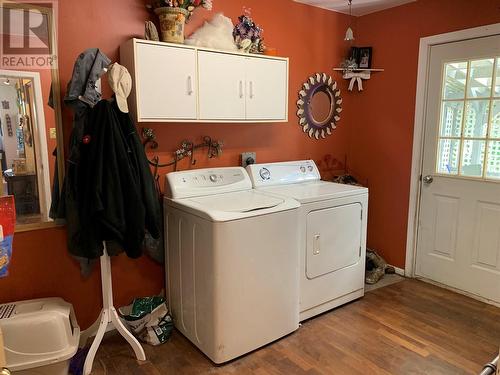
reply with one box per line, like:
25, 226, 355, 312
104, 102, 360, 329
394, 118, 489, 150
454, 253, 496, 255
349, 0, 500, 267
6, 0, 497, 329
1, 0, 352, 329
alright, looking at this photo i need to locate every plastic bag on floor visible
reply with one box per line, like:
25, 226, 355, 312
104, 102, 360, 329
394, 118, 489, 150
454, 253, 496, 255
118, 296, 173, 346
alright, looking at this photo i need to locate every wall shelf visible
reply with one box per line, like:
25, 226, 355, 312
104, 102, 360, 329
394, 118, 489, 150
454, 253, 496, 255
333, 68, 384, 91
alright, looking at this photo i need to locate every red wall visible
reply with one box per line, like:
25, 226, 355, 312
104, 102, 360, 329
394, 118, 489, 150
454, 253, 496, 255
1, 0, 352, 329
349, 0, 500, 267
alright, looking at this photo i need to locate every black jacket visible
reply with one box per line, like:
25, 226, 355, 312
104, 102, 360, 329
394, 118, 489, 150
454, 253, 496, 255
111, 101, 161, 242
67, 99, 160, 260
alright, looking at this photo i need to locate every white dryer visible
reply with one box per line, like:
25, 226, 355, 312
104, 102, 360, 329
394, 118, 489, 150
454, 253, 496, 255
164, 167, 300, 363
247, 160, 368, 321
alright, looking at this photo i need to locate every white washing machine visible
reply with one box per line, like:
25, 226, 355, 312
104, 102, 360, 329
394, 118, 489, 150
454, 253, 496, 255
247, 160, 368, 321
164, 167, 300, 364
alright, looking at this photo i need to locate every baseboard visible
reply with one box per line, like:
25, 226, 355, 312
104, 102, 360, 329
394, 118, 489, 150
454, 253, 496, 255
416, 276, 500, 308
390, 265, 405, 277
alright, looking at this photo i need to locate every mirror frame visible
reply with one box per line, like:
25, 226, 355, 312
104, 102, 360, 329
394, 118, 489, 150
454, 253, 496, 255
297, 73, 342, 140
1, 1, 65, 232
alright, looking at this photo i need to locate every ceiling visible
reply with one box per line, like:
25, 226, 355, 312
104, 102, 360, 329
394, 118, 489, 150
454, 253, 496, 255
293, 0, 417, 16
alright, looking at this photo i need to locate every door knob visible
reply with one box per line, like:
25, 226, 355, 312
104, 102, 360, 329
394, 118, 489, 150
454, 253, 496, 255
422, 175, 434, 184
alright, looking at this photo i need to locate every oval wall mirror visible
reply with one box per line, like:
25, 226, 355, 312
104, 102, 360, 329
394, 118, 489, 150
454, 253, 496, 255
297, 73, 342, 139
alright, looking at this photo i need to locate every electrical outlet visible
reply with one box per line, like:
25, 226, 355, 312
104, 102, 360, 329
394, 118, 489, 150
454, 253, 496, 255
241, 152, 256, 168
49, 128, 57, 139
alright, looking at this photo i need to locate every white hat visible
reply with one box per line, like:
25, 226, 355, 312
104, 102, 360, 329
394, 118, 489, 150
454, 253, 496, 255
108, 63, 132, 113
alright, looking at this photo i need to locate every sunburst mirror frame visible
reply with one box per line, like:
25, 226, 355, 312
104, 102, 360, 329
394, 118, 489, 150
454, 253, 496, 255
297, 73, 342, 139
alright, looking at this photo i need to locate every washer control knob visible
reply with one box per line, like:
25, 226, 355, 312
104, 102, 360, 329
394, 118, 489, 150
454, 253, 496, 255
308, 165, 314, 172
300, 166, 306, 173
209, 174, 218, 182
259, 167, 271, 180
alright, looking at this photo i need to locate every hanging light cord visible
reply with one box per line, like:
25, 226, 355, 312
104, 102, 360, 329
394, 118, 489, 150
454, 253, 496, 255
344, 0, 355, 41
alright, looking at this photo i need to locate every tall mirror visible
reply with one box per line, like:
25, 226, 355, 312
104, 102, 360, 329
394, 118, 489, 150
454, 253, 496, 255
0, 2, 64, 230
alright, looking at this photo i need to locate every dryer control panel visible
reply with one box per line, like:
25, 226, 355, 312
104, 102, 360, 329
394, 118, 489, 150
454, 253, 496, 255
246, 160, 321, 187
165, 167, 252, 199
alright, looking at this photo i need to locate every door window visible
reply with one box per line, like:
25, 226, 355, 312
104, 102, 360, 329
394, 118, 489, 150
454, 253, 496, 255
436, 57, 500, 179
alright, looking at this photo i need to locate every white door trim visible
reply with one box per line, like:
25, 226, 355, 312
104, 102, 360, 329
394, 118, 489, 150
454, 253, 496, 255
405, 22, 500, 277
0, 69, 51, 222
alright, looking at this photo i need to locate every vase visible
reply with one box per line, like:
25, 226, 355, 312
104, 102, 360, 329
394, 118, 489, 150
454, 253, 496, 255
154, 7, 189, 44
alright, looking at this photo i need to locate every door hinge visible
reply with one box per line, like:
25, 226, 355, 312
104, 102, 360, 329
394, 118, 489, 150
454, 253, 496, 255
360, 210, 363, 221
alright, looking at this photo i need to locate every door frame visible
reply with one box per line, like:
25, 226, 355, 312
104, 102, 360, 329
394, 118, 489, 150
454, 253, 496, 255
0, 69, 51, 222
405, 22, 500, 277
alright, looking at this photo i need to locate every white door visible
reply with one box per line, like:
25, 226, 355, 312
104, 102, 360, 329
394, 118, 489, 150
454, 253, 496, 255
245, 58, 288, 121
416, 35, 500, 303
198, 51, 246, 120
136, 43, 197, 120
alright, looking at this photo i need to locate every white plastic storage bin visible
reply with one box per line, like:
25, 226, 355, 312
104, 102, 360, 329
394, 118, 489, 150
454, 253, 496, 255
0, 298, 80, 375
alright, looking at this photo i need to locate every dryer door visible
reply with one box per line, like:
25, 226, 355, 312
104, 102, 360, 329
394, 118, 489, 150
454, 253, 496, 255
306, 203, 362, 279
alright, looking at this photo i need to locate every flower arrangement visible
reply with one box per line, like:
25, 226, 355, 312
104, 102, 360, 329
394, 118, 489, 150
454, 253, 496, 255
340, 57, 358, 73
149, 0, 213, 18
148, 0, 213, 43
233, 9, 265, 54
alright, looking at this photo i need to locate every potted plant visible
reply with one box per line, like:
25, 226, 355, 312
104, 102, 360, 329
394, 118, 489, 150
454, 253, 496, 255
149, 0, 213, 44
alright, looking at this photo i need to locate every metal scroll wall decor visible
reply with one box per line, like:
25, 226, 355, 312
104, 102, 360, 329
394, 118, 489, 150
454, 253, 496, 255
142, 128, 224, 175
297, 73, 342, 139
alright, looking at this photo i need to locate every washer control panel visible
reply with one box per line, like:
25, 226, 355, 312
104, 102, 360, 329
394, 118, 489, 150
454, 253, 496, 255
166, 167, 252, 199
246, 160, 321, 187
259, 167, 271, 180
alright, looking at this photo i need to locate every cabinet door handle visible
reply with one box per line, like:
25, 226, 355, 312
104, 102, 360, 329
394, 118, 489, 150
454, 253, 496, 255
187, 75, 193, 95
239, 80, 244, 99
249, 81, 254, 99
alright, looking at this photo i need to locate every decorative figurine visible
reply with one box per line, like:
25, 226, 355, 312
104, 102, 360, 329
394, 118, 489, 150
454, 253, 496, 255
145, 21, 160, 41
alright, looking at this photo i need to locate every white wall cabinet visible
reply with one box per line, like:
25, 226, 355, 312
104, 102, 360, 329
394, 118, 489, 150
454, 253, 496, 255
198, 51, 246, 121
245, 57, 288, 121
120, 39, 289, 123
121, 40, 198, 122
136, 43, 197, 121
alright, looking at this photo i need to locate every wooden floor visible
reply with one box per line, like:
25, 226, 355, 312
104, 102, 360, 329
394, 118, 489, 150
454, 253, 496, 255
92, 279, 500, 374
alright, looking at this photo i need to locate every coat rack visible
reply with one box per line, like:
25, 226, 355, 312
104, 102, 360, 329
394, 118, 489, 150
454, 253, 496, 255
81, 244, 146, 375
142, 128, 224, 173
79, 71, 146, 374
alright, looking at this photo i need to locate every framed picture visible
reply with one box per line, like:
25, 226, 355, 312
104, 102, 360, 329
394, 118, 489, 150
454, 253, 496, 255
358, 47, 372, 69
349, 47, 360, 64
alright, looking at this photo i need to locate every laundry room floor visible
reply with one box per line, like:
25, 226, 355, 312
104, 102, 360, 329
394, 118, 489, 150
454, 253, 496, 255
90, 279, 500, 375
365, 273, 405, 292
